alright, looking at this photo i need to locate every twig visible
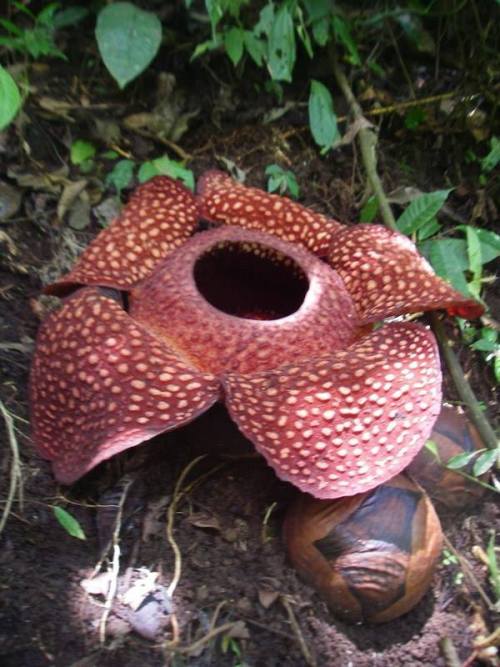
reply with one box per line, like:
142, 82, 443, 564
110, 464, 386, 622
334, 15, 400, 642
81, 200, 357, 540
98, 476, 134, 644
442, 535, 496, 612
431, 314, 499, 452
281, 596, 317, 667
330, 54, 498, 453
329, 48, 397, 231
0, 400, 24, 535
165, 455, 207, 599
439, 636, 461, 667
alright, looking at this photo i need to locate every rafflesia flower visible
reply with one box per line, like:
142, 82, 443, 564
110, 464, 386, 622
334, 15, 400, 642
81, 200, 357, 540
30, 171, 482, 496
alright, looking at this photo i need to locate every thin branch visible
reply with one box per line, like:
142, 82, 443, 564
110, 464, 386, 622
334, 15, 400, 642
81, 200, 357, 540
329, 47, 398, 231
431, 314, 498, 452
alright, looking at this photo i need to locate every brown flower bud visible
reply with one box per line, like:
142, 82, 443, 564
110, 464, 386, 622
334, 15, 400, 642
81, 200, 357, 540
283, 474, 443, 624
407, 406, 486, 509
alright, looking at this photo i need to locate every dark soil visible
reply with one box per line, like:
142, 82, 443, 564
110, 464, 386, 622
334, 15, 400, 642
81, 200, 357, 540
1, 8, 499, 666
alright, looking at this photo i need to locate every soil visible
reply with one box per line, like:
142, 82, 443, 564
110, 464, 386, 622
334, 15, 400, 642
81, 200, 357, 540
0, 6, 499, 667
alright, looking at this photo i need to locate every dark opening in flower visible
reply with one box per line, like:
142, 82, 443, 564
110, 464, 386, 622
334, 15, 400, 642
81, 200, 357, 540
30, 171, 483, 494
193, 240, 309, 320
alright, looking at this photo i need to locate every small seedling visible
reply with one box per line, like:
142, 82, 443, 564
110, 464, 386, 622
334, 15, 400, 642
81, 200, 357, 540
265, 164, 299, 198
442, 548, 464, 585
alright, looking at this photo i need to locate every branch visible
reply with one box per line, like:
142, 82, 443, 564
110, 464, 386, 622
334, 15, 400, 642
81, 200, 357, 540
329, 48, 397, 231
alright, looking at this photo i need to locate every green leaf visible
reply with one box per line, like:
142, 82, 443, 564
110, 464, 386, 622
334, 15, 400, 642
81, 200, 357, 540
425, 439, 440, 461
396, 189, 452, 236
53, 506, 86, 540
332, 15, 360, 65
473, 449, 498, 476
70, 140, 96, 165
95, 2, 162, 89
244, 31, 265, 66
254, 3, 274, 38
308, 79, 338, 152
360, 196, 378, 223
421, 238, 471, 296
446, 450, 481, 470
312, 17, 330, 46
190, 37, 220, 60
416, 217, 441, 241
105, 159, 135, 194
267, 6, 295, 82
480, 136, 500, 173
465, 225, 482, 299
265, 164, 299, 198
53, 6, 89, 29
473, 227, 500, 258
0, 65, 22, 131
404, 107, 426, 130
138, 156, 194, 190
224, 27, 244, 66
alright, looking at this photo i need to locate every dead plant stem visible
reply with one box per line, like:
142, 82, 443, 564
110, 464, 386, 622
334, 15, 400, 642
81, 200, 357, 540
0, 400, 23, 535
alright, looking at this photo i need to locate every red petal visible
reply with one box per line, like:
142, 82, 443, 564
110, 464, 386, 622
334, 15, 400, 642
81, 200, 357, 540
328, 225, 483, 322
223, 322, 442, 499
30, 288, 220, 483
197, 170, 343, 256
46, 177, 199, 295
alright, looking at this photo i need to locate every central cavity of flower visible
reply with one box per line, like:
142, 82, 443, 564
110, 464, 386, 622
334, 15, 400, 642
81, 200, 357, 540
193, 241, 310, 320
130, 226, 360, 374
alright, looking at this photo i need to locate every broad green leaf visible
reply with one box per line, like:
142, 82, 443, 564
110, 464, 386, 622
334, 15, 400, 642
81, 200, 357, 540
396, 189, 452, 236
244, 31, 265, 66
446, 450, 480, 470
465, 225, 482, 299
224, 27, 244, 66
312, 17, 330, 46
105, 159, 135, 193
71, 140, 96, 165
95, 2, 162, 89
268, 6, 295, 82
422, 238, 471, 296
138, 156, 194, 190
254, 3, 274, 38
360, 196, 378, 223
308, 79, 338, 152
472, 227, 500, 257
473, 449, 498, 476
481, 136, 500, 173
0, 65, 21, 131
53, 506, 86, 540
416, 217, 441, 241
265, 164, 299, 198
205, 0, 223, 37
295, 6, 313, 58
332, 15, 360, 65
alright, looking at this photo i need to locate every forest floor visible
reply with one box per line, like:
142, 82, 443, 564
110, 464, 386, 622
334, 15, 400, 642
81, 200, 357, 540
0, 16, 499, 667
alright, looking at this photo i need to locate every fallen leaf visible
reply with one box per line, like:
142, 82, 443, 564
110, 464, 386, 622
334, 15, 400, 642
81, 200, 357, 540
81, 572, 113, 596
258, 589, 280, 609
0, 181, 22, 221
57, 179, 88, 221
121, 570, 159, 610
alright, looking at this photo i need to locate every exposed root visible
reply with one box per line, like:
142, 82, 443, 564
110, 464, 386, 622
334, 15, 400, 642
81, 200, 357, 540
0, 400, 24, 535
96, 476, 134, 644
281, 595, 317, 667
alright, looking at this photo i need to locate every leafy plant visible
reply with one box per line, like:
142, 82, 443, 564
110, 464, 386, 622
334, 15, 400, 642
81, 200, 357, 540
95, 2, 162, 89
138, 156, 194, 191
53, 506, 86, 540
105, 159, 135, 195
441, 548, 464, 585
486, 531, 500, 607
265, 164, 299, 198
0, 2, 87, 59
0, 65, 21, 131
70, 139, 96, 173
